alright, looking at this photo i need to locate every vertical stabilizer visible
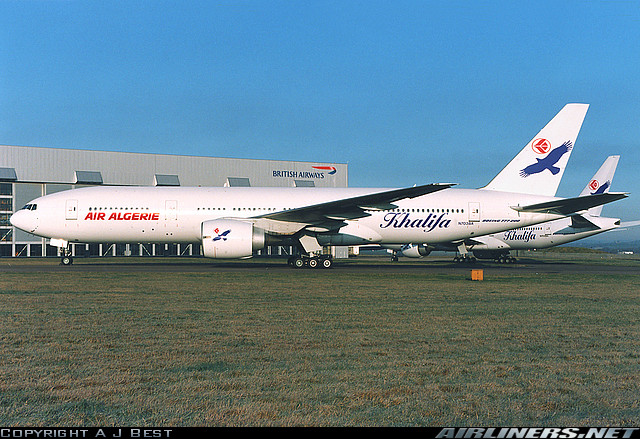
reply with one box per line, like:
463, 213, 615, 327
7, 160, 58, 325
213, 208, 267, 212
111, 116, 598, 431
482, 103, 589, 196
578, 155, 619, 216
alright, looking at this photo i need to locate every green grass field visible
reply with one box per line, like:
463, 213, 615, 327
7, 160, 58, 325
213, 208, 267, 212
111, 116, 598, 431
0, 256, 639, 426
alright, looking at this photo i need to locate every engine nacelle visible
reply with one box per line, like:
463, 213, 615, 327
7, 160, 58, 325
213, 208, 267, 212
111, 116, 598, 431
400, 244, 431, 258
201, 219, 265, 259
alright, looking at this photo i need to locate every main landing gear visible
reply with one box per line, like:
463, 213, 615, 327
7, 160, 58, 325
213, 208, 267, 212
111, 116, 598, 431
494, 255, 517, 264
453, 255, 476, 264
287, 255, 333, 269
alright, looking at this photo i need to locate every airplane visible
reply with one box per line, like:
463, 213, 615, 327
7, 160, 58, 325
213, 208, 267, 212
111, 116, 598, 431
10, 103, 627, 268
391, 155, 639, 263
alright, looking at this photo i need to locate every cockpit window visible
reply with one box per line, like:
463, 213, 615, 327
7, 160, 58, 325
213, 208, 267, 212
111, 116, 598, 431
21, 204, 37, 211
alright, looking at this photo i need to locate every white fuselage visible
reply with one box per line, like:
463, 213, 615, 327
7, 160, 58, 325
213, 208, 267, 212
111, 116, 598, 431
11, 186, 570, 250
471, 215, 621, 251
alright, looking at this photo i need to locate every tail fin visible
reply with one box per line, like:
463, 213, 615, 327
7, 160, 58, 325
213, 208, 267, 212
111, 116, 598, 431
482, 103, 589, 196
578, 155, 619, 216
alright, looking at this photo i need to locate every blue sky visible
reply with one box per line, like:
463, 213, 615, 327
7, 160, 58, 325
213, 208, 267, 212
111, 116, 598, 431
2, 1, 639, 241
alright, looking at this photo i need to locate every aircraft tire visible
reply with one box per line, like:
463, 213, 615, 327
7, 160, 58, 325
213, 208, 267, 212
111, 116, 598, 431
308, 258, 319, 269
321, 258, 333, 269
61, 256, 73, 266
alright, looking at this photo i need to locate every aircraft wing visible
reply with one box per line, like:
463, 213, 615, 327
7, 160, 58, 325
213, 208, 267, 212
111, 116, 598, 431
511, 192, 628, 216
254, 183, 455, 232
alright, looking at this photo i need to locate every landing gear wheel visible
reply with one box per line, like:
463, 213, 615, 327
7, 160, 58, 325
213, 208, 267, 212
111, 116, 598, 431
289, 255, 333, 269
61, 256, 73, 266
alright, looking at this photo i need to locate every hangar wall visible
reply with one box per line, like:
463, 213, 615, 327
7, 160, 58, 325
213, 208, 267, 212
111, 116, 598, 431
0, 145, 348, 258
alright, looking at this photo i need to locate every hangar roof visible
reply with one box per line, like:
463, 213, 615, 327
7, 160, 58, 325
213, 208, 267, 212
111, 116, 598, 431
1, 145, 348, 188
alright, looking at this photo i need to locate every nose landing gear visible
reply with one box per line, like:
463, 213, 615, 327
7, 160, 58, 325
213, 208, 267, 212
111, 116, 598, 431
51, 239, 73, 265
60, 247, 73, 265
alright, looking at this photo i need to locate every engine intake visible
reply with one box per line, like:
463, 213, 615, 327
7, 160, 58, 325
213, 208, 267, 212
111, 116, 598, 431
400, 243, 431, 258
201, 219, 265, 259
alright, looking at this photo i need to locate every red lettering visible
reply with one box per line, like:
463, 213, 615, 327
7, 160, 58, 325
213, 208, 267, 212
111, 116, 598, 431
84, 213, 94, 220
104, 211, 160, 220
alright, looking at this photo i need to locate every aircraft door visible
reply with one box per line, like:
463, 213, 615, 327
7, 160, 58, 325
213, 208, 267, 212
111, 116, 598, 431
542, 222, 551, 236
165, 200, 177, 220
65, 200, 78, 220
468, 202, 480, 222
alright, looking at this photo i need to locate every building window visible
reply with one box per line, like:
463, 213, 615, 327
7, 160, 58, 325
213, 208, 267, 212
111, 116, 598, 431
225, 177, 251, 187
0, 229, 12, 242
154, 174, 180, 186
0, 183, 12, 196
0, 168, 17, 182
74, 170, 103, 184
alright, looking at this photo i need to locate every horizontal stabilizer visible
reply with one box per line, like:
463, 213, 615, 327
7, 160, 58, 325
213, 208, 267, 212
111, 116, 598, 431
569, 214, 600, 230
511, 192, 628, 216
620, 220, 640, 228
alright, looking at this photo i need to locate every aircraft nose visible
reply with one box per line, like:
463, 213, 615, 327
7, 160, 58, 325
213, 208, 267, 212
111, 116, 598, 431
10, 210, 38, 233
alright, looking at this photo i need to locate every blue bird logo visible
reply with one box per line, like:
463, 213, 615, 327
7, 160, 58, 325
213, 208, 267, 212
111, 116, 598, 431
520, 141, 573, 178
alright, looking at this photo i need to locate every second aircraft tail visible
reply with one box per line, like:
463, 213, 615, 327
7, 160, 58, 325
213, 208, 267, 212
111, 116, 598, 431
578, 155, 619, 217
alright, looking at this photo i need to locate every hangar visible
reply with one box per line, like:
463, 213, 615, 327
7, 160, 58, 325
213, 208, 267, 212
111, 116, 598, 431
0, 144, 348, 258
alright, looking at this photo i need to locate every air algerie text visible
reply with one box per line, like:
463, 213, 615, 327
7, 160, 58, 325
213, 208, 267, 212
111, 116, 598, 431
84, 212, 160, 221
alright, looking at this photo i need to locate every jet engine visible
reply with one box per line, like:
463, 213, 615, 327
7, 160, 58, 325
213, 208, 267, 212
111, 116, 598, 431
400, 243, 431, 258
201, 219, 265, 259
